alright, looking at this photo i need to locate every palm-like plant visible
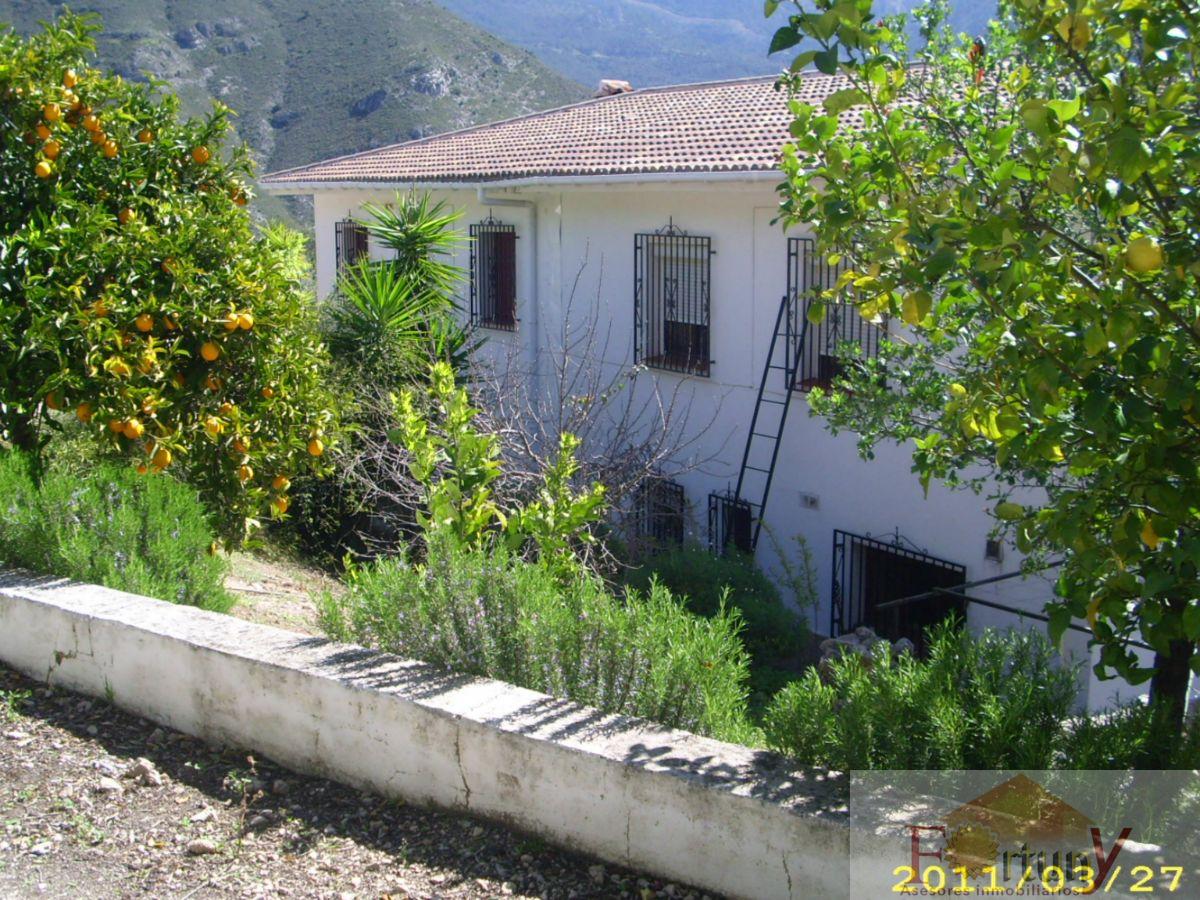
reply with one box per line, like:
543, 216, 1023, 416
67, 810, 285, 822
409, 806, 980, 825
326, 191, 479, 383
359, 192, 465, 301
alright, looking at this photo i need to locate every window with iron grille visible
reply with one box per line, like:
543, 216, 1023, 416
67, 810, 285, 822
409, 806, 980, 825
470, 218, 517, 330
632, 477, 686, 550
788, 237, 884, 392
335, 219, 369, 276
634, 222, 712, 376
708, 491, 753, 556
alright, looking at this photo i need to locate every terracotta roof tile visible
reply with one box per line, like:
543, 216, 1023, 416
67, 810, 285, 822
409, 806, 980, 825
261, 72, 861, 186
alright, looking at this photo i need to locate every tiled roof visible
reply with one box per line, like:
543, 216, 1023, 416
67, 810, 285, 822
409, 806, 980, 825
260, 73, 861, 187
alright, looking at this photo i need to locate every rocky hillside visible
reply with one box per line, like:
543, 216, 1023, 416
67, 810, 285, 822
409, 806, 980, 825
437, 0, 999, 88
2, 0, 586, 223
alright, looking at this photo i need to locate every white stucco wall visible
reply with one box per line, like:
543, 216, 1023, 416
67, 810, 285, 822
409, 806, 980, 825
302, 180, 1163, 711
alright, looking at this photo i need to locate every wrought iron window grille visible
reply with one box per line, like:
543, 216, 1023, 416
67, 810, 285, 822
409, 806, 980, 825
787, 237, 884, 392
708, 490, 753, 556
335, 218, 369, 277
631, 477, 686, 552
470, 215, 518, 331
634, 219, 714, 376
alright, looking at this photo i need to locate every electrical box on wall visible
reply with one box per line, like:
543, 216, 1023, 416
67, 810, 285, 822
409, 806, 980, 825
985, 538, 1004, 563
800, 492, 820, 510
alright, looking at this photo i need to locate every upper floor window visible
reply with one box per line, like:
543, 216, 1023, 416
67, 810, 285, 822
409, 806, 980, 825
634, 222, 712, 377
335, 219, 369, 276
470, 218, 517, 330
789, 236, 884, 392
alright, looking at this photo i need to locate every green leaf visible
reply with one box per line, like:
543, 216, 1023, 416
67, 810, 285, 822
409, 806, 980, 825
763, 0, 781, 17
769, 25, 802, 54
1047, 96, 1081, 121
823, 88, 867, 114
1108, 126, 1153, 182
1183, 604, 1200, 641
814, 47, 839, 75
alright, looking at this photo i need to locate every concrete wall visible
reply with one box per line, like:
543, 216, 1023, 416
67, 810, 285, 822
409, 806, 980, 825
0, 571, 894, 899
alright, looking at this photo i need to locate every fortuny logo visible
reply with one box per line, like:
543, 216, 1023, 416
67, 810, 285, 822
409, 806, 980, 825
895, 773, 1158, 895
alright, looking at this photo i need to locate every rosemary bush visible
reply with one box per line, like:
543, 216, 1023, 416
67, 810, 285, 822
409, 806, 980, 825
0, 451, 230, 611
320, 535, 753, 741
763, 621, 1078, 769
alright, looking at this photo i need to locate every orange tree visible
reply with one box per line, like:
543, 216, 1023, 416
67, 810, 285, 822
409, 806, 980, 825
0, 13, 339, 539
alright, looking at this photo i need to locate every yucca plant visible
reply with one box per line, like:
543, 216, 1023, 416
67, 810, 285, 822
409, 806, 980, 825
360, 192, 465, 301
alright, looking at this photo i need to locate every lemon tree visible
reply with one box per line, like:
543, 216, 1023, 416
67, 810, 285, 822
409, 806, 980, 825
0, 13, 339, 538
769, 0, 1200, 726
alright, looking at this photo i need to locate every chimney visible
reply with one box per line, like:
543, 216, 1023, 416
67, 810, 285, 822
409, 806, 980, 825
594, 79, 633, 98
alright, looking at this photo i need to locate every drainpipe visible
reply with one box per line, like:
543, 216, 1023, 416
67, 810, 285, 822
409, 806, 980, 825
477, 186, 539, 385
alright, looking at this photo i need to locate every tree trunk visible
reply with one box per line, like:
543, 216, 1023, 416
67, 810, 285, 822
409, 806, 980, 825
1149, 638, 1195, 738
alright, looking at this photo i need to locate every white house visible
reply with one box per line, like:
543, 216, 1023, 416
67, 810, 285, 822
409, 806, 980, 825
262, 73, 1160, 710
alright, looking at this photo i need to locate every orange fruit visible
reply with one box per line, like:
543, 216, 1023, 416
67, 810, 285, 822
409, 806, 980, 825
123, 419, 145, 439
191, 145, 211, 164
44, 392, 63, 411
103, 140, 119, 159
43, 102, 61, 122
138, 128, 154, 143
137, 355, 156, 375
233, 191, 248, 206
63, 68, 78, 88
203, 416, 224, 438
133, 314, 153, 334
107, 419, 124, 433
307, 438, 325, 457
75, 402, 93, 423
91, 299, 109, 317
109, 359, 132, 378
43, 139, 61, 160
34, 160, 53, 179
81, 113, 100, 132
217, 401, 235, 416
67, 94, 83, 112
260, 386, 275, 399
119, 208, 135, 226
223, 313, 240, 332
172, 372, 186, 389
237, 312, 254, 330
152, 447, 172, 470
136, 463, 149, 476
205, 374, 222, 392
237, 464, 254, 483
200, 341, 220, 362
271, 474, 290, 491
90, 130, 106, 145
164, 315, 179, 332
232, 436, 250, 454
35, 123, 51, 140
270, 496, 290, 517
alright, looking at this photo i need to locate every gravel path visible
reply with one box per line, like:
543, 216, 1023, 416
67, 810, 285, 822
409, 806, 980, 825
0, 665, 715, 900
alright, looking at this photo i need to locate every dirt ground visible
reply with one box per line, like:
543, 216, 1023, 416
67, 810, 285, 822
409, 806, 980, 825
0, 665, 715, 900
223, 547, 339, 636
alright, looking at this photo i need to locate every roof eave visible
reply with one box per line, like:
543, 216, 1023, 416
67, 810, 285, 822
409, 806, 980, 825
258, 168, 784, 195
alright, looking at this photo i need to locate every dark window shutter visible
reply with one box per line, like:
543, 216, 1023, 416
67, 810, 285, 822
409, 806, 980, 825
493, 231, 517, 327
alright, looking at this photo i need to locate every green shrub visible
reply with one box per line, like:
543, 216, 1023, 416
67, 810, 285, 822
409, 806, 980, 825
320, 536, 753, 741
762, 621, 1078, 769
0, 451, 230, 612
1058, 701, 1200, 770
624, 545, 805, 663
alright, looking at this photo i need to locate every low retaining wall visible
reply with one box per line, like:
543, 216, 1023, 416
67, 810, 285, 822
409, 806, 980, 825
0, 571, 882, 899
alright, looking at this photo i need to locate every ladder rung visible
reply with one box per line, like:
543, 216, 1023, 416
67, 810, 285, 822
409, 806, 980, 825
744, 465, 771, 474
750, 432, 777, 440
759, 398, 786, 406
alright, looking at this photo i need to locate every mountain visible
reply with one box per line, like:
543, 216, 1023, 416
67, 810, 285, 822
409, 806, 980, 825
1, 0, 587, 224
435, 0, 998, 89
